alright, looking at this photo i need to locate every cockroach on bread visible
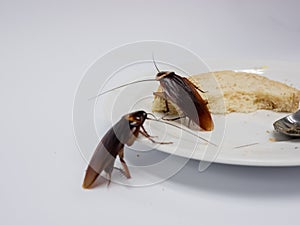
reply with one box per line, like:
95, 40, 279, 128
151, 57, 213, 131
154, 71, 213, 131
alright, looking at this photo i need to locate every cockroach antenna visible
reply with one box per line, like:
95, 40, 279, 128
88, 78, 156, 100
146, 112, 158, 120
146, 117, 218, 147
89, 54, 161, 101
152, 53, 161, 73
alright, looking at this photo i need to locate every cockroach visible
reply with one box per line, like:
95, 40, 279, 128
82, 110, 216, 188
82, 110, 172, 189
153, 63, 214, 131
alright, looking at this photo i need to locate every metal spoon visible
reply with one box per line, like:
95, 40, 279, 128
273, 109, 300, 137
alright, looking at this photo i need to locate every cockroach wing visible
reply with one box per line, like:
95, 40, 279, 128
82, 116, 138, 188
160, 74, 214, 131
181, 77, 214, 131
82, 139, 122, 189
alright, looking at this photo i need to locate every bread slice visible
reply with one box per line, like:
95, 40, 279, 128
152, 70, 300, 114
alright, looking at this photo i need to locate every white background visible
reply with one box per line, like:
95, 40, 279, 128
1, 0, 300, 224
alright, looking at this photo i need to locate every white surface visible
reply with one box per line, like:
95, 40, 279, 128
1, 1, 300, 225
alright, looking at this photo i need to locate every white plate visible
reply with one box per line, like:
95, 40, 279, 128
94, 59, 300, 167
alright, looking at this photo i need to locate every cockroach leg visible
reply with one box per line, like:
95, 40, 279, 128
188, 118, 192, 128
164, 99, 169, 113
139, 130, 158, 143
118, 149, 131, 178
113, 165, 131, 179
141, 125, 157, 138
139, 129, 172, 144
161, 114, 187, 121
120, 161, 131, 179
192, 83, 207, 93
195, 86, 207, 93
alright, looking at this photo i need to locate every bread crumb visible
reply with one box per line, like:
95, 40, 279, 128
269, 137, 276, 142
234, 143, 259, 149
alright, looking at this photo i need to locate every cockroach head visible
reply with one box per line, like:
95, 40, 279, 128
155, 71, 175, 80
126, 110, 147, 127
152, 55, 174, 80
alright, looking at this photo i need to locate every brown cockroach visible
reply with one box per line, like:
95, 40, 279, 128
153, 62, 214, 131
82, 110, 171, 189
82, 110, 216, 188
